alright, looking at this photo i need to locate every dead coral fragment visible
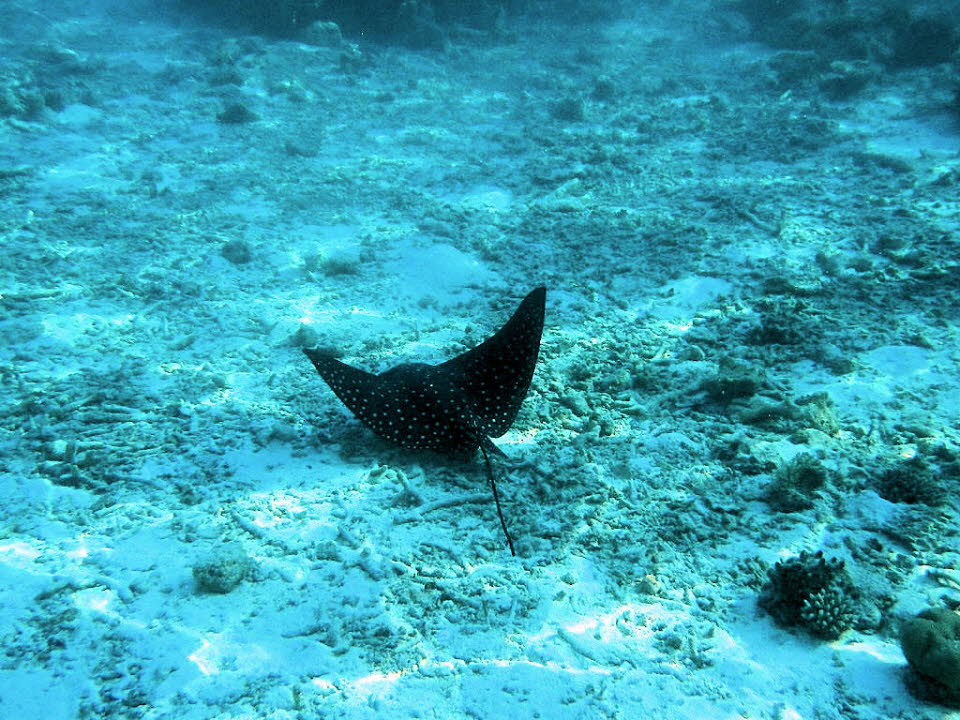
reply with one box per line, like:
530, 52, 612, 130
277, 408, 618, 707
701, 357, 762, 404
217, 103, 259, 124
193, 544, 252, 595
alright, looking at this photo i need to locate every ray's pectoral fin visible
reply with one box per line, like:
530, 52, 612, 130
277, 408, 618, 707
302, 349, 383, 422
441, 287, 545, 438
481, 435, 508, 459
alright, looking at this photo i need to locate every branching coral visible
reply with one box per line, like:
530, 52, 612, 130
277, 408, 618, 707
758, 550, 858, 639
875, 456, 947, 506
764, 452, 828, 512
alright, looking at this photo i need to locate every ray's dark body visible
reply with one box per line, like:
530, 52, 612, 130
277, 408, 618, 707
303, 287, 546, 555
303, 287, 545, 455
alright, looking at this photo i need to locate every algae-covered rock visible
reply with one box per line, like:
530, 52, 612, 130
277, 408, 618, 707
900, 608, 960, 707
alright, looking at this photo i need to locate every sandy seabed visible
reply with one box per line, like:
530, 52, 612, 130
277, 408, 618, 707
1, 1, 959, 718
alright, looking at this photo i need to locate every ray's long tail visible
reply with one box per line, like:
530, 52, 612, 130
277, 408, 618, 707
480, 441, 516, 556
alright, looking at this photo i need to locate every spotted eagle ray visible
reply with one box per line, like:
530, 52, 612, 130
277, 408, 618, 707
304, 287, 546, 555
